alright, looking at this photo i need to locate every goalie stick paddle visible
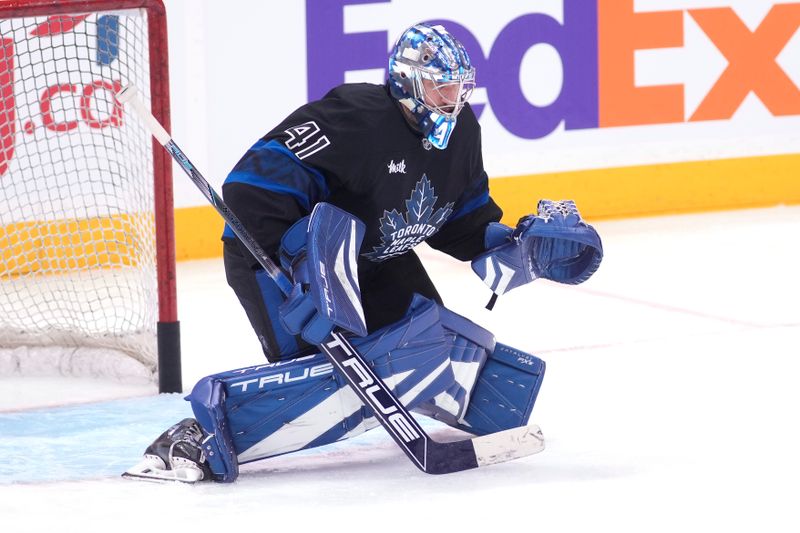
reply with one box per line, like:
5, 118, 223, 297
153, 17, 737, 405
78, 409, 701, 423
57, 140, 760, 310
117, 85, 544, 475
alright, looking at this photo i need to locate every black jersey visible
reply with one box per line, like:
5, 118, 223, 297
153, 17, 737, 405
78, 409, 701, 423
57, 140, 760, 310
222, 83, 502, 273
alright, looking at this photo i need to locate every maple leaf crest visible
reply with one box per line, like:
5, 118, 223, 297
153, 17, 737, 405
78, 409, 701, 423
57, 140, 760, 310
406, 175, 436, 223
365, 175, 454, 262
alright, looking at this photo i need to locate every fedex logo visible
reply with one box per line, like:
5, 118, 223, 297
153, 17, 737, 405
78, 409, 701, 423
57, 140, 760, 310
0, 15, 123, 176
306, 0, 800, 139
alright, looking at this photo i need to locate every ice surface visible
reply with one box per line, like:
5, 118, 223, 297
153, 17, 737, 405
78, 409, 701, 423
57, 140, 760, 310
1, 207, 799, 532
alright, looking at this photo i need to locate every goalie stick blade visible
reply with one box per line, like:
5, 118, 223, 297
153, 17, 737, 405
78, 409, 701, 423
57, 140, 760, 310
472, 424, 544, 467
422, 424, 544, 474
121, 456, 205, 484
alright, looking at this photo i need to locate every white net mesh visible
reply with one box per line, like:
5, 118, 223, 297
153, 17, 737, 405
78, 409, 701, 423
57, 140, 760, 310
0, 10, 158, 379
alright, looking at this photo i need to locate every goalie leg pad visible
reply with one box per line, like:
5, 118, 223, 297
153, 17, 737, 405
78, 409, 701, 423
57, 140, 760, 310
414, 306, 546, 435
185, 295, 455, 478
412, 304, 494, 425
186, 377, 240, 482
457, 343, 545, 435
416, 342, 545, 436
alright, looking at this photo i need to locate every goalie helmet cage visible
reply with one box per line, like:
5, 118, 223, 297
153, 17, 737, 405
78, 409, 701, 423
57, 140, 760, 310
0, 0, 181, 392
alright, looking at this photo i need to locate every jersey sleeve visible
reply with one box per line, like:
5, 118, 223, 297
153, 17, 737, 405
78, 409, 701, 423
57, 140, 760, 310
426, 120, 503, 261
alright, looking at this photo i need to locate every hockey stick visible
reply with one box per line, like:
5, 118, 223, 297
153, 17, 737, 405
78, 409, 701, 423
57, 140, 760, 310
117, 85, 543, 474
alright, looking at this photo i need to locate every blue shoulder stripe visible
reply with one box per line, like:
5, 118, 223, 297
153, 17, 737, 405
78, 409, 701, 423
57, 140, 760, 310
225, 172, 314, 210
449, 187, 489, 221
222, 176, 314, 240
257, 139, 330, 196
222, 139, 330, 239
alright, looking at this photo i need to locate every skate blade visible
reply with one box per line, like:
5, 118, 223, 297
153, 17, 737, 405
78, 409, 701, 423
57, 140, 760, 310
121, 456, 204, 484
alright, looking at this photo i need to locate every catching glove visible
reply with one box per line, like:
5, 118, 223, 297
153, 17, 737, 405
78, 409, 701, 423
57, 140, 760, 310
471, 200, 603, 306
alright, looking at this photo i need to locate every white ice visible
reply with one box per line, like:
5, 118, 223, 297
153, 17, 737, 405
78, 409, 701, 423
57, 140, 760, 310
1, 206, 799, 532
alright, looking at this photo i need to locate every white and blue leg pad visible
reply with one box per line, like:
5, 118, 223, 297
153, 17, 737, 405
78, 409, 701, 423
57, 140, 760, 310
185, 295, 454, 482
454, 343, 545, 435
414, 307, 546, 436
186, 296, 545, 481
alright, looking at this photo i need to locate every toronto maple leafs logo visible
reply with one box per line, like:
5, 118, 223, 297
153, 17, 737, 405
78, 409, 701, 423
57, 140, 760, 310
364, 175, 454, 262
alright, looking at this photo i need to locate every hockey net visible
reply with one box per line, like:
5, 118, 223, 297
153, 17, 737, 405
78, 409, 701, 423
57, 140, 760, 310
0, 0, 178, 387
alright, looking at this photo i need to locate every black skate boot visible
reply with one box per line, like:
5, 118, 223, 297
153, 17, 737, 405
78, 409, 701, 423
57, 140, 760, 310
122, 418, 213, 483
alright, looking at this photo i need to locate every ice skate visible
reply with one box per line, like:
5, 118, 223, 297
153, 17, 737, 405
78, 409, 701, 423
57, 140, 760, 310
122, 418, 213, 484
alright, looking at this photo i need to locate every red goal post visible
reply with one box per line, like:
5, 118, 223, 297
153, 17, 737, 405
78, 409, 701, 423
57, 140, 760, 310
0, 0, 181, 392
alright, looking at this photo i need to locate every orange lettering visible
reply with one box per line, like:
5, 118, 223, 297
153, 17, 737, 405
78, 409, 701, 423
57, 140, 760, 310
599, 0, 684, 127
689, 5, 800, 121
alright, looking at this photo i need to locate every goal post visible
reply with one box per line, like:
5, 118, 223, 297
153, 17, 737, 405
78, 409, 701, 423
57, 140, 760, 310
0, 0, 181, 393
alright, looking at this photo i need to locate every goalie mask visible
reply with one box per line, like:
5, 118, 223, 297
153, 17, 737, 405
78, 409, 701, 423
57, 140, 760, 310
388, 23, 476, 150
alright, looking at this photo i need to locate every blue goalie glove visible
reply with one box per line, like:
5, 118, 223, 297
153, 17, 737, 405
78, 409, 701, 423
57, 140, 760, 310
471, 200, 603, 301
278, 203, 368, 345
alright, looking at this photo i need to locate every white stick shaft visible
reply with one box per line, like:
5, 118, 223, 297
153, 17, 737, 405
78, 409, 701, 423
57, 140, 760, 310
116, 85, 172, 145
